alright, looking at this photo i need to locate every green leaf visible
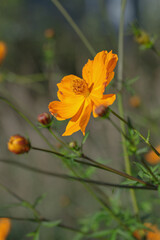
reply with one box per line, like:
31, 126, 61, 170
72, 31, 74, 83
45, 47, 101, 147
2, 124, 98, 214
136, 147, 148, 155
33, 193, 46, 208
82, 131, 90, 145
110, 230, 118, 240
42, 220, 61, 228
88, 229, 111, 238
118, 229, 134, 240
21, 201, 33, 210
146, 130, 150, 143
127, 76, 139, 85
26, 232, 35, 237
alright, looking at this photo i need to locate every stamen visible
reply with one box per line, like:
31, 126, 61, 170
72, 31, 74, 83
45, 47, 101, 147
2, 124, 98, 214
71, 78, 89, 96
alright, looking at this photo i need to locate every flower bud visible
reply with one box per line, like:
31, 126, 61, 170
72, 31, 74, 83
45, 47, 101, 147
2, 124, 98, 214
145, 145, 160, 165
135, 31, 150, 45
95, 105, 108, 117
8, 135, 30, 154
0, 218, 11, 240
44, 29, 55, 38
37, 112, 51, 125
0, 42, 7, 64
69, 141, 77, 149
129, 95, 141, 108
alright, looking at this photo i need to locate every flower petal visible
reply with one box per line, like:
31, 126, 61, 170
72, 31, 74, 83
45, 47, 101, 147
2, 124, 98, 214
57, 75, 83, 101
49, 97, 84, 120
79, 99, 92, 135
63, 99, 92, 136
62, 101, 85, 136
82, 59, 93, 88
91, 51, 118, 97
91, 94, 116, 117
105, 50, 118, 73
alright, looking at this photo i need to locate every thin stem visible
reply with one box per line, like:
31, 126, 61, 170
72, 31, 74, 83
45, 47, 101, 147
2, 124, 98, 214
108, 117, 131, 143
0, 178, 40, 218
117, 0, 139, 216
141, 158, 159, 183
31, 146, 151, 186
48, 128, 69, 149
50, 0, 96, 57
0, 159, 156, 190
0, 180, 24, 202
110, 108, 160, 158
0, 216, 86, 234
0, 97, 56, 151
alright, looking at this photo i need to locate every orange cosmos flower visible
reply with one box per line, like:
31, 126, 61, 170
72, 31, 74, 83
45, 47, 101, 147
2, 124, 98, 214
133, 223, 160, 240
49, 50, 118, 136
145, 145, 160, 165
0, 42, 7, 64
0, 218, 11, 240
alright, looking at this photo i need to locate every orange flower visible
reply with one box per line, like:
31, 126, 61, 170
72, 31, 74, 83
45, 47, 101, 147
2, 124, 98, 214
44, 28, 55, 38
145, 223, 160, 240
49, 51, 118, 136
145, 145, 160, 165
0, 42, 7, 64
133, 223, 160, 240
0, 218, 11, 240
8, 135, 30, 154
129, 95, 141, 108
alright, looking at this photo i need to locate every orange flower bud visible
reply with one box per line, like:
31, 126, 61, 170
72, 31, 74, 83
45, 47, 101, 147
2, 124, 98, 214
145, 145, 160, 165
0, 218, 11, 240
95, 105, 107, 117
37, 112, 51, 125
44, 29, 55, 38
129, 95, 141, 108
8, 135, 30, 154
0, 42, 7, 64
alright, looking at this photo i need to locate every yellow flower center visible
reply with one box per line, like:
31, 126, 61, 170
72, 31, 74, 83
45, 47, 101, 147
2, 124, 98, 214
71, 78, 89, 96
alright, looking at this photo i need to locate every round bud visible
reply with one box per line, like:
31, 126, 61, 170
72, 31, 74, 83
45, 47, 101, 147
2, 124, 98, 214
69, 141, 77, 149
8, 135, 30, 154
44, 29, 55, 38
129, 96, 141, 108
95, 105, 107, 117
37, 112, 51, 125
135, 31, 150, 45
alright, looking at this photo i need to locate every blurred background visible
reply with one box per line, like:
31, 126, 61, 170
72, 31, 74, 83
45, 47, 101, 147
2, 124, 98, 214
0, 0, 160, 239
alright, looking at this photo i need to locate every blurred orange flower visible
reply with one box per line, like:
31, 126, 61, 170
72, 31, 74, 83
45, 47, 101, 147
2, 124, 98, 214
49, 50, 118, 136
145, 145, 160, 165
44, 28, 55, 38
0, 42, 7, 64
8, 135, 30, 154
0, 218, 11, 240
133, 223, 160, 240
129, 95, 141, 108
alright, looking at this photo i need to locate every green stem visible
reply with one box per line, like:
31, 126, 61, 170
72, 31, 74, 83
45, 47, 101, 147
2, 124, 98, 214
117, 0, 139, 216
0, 216, 86, 234
110, 108, 160, 157
0, 179, 40, 218
0, 159, 157, 191
141, 158, 159, 183
31, 146, 151, 186
50, 0, 96, 57
48, 127, 69, 149
108, 117, 131, 143
0, 97, 56, 151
